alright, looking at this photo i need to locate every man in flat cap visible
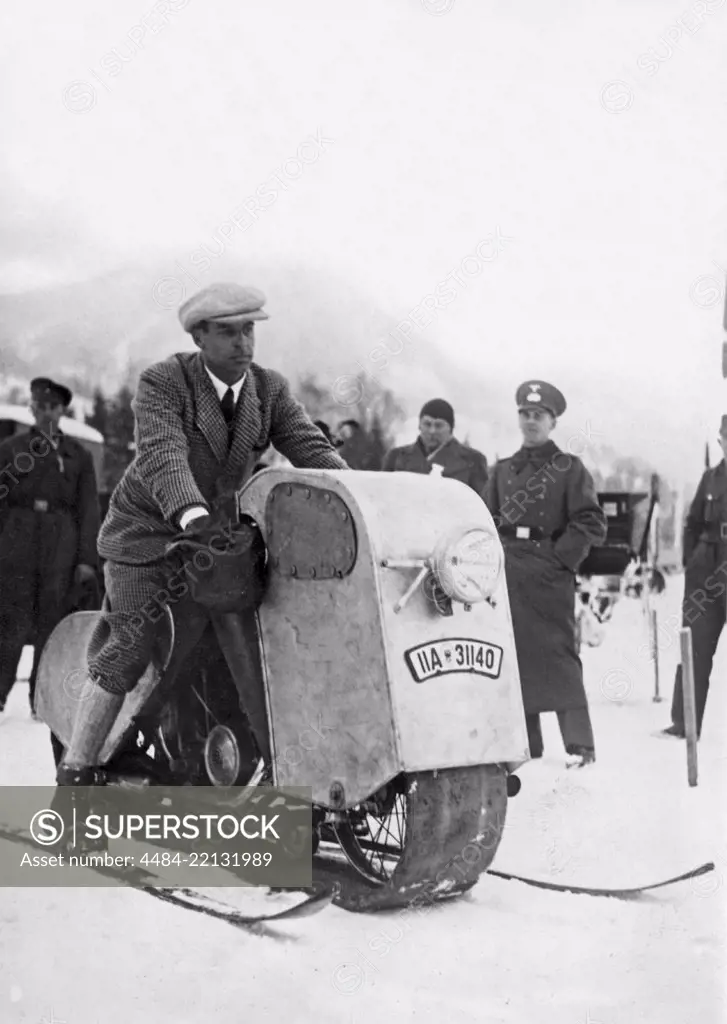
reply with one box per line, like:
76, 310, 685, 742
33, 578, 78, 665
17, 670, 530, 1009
659, 415, 727, 740
382, 399, 489, 499
0, 378, 100, 716
486, 381, 607, 767
55, 282, 347, 787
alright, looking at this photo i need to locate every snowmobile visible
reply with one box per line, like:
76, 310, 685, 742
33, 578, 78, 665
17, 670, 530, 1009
34, 467, 530, 913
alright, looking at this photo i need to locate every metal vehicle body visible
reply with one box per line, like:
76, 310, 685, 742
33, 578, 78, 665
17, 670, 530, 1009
36, 468, 529, 908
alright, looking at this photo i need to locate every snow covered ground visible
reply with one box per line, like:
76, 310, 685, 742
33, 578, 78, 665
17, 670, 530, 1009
0, 574, 725, 1024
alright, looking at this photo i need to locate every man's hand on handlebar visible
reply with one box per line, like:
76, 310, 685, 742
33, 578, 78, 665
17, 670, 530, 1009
178, 506, 212, 532
180, 514, 214, 540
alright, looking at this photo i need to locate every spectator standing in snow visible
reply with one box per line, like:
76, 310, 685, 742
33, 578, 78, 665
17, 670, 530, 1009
659, 414, 727, 740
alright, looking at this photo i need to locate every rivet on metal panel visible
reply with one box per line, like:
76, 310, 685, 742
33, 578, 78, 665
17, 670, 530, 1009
305, 488, 311, 499
291, 566, 297, 577
287, 485, 292, 496
310, 567, 316, 578
341, 512, 348, 521
324, 493, 331, 503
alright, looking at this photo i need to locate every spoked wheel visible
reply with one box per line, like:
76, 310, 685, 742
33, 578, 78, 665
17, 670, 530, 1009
331, 764, 509, 911
333, 776, 407, 884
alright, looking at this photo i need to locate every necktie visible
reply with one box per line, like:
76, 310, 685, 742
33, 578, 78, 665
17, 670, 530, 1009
221, 387, 235, 426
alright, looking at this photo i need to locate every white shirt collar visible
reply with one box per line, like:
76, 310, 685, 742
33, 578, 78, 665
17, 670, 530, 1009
204, 365, 246, 404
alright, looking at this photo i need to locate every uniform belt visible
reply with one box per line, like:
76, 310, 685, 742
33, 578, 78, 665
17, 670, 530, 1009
700, 524, 727, 542
498, 525, 563, 542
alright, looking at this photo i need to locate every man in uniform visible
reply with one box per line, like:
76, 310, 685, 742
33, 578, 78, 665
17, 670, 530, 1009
486, 381, 607, 767
0, 378, 100, 716
660, 415, 727, 739
382, 399, 489, 499
55, 282, 348, 787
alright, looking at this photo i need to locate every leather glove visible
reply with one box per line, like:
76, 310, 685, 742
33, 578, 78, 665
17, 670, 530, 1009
184, 514, 214, 535
166, 511, 228, 560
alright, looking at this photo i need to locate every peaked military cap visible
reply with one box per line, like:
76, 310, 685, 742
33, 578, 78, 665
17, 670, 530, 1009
30, 377, 73, 408
179, 282, 269, 333
516, 380, 566, 418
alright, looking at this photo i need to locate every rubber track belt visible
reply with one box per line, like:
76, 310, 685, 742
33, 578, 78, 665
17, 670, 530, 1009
328, 765, 509, 914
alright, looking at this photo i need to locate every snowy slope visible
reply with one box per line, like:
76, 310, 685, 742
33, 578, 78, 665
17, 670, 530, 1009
0, 576, 724, 1024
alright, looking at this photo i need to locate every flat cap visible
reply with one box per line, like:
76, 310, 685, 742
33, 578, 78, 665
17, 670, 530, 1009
179, 282, 269, 333
30, 377, 73, 408
516, 380, 566, 418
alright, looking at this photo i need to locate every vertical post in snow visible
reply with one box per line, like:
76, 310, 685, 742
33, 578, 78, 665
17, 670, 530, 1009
679, 627, 698, 787
650, 607, 661, 702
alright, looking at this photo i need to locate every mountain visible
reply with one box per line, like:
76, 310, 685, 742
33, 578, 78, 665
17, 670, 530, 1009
0, 262, 700, 493
0, 259, 512, 422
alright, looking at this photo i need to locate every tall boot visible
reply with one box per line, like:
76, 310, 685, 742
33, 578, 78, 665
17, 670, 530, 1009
60, 681, 126, 775
53, 681, 126, 855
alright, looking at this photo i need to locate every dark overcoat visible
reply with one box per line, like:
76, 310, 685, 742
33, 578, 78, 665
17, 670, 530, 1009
669, 459, 727, 731
0, 427, 100, 643
98, 353, 348, 565
382, 437, 489, 501
486, 440, 607, 714
677, 459, 727, 666
682, 460, 727, 568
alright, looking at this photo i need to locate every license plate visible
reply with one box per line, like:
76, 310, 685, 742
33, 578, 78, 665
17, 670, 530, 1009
404, 638, 503, 683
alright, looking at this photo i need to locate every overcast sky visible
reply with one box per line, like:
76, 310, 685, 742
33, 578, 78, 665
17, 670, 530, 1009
1, 0, 726, 480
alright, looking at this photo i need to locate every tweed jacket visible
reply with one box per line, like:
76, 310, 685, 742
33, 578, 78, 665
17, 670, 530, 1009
98, 353, 347, 565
